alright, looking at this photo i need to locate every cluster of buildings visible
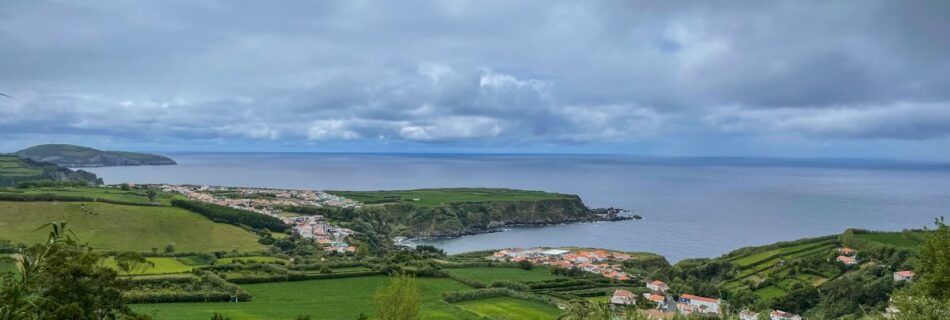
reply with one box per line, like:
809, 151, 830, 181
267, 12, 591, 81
161, 184, 360, 254
611, 279, 724, 318
286, 216, 356, 253
488, 248, 633, 281
161, 184, 360, 213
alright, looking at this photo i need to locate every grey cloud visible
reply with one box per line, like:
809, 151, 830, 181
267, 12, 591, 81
1, 0, 949, 150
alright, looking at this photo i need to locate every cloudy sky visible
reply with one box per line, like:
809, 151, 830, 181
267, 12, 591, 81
2, 1, 949, 159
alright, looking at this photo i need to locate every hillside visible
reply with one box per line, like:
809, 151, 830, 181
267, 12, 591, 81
658, 229, 925, 318
0, 155, 102, 187
0, 201, 264, 252
307, 188, 598, 238
15, 144, 176, 167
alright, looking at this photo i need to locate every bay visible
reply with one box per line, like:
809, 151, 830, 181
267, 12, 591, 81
85, 153, 950, 262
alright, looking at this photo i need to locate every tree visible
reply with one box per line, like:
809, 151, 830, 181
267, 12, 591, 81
114, 251, 154, 275
518, 260, 533, 270
357, 313, 369, 320
0, 222, 139, 320
374, 274, 421, 320
916, 217, 950, 300
164, 243, 175, 254
146, 189, 157, 202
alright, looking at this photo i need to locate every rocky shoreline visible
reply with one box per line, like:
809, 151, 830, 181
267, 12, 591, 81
402, 207, 641, 240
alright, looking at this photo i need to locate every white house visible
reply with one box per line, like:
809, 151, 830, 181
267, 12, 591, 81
679, 294, 721, 315
739, 309, 759, 320
647, 280, 670, 293
893, 270, 915, 282
611, 289, 637, 306
770, 310, 802, 320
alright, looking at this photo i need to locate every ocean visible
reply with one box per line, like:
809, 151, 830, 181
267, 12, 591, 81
85, 153, 950, 262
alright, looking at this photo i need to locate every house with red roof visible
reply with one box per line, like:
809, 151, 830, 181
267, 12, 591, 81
770, 309, 802, 320
647, 280, 670, 293
836, 255, 857, 265
611, 289, 637, 305
678, 294, 721, 315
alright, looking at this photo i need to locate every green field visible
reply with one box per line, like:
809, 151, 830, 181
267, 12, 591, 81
852, 231, 927, 250
444, 267, 560, 283
102, 257, 195, 275
0, 156, 42, 177
454, 297, 561, 319
0, 186, 176, 205
327, 188, 572, 207
0, 201, 264, 252
215, 256, 287, 265
132, 276, 478, 320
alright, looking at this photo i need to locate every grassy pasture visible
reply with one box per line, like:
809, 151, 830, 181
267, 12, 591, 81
0, 186, 175, 205
444, 267, 560, 283
102, 257, 195, 275
0, 156, 41, 177
327, 188, 572, 207
215, 256, 287, 265
454, 297, 562, 319
852, 231, 927, 250
132, 276, 478, 320
0, 201, 264, 253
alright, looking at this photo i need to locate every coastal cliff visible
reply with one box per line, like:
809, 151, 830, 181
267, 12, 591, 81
379, 196, 595, 237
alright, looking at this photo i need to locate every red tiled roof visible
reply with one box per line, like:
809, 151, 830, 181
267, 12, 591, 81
895, 271, 914, 277
614, 289, 635, 298
681, 294, 719, 304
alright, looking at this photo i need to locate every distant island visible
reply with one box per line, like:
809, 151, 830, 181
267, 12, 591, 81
14, 144, 177, 167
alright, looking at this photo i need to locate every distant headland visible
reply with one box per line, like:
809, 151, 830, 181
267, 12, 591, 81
14, 144, 176, 167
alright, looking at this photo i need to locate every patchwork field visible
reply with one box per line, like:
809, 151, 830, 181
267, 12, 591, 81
215, 256, 287, 265
444, 267, 560, 283
327, 188, 573, 207
0, 186, 177, 205
0, 156, 41, 177
102, 257, 196, 275
132, 276, 479, 320
453, 297, 561, 319
0, 201, 264, 252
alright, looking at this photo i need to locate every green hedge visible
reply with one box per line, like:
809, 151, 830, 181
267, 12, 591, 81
0, 192, 163, 207
171, 199, 288, 232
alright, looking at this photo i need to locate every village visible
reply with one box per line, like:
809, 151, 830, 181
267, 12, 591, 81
489, 245, 917, 319
159, 184, 360, 254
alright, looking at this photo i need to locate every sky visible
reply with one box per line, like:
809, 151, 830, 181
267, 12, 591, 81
1, 1, 949, 160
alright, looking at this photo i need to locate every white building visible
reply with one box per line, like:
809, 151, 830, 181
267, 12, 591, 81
679, 294, 720, 315
647, 280, 670, 293
770, 310, 802, 320
893, 270, 914, 282
611, 289, 637, 306
739, 310, 759, 320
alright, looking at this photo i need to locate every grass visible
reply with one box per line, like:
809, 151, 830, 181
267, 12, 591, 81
131, 276, 478, 320
0, 186, 175, 205
454, 297, 562, 319
0, 256, 17, 275
0, 156, 42, 177
327, 188, 573, 207
853, 231, 927, 250
0, 201, 264, 253
101, 257, 195, 275
443, 267, 560, 283
215, 256, 286, 265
